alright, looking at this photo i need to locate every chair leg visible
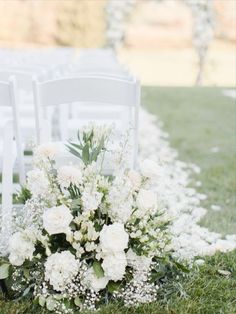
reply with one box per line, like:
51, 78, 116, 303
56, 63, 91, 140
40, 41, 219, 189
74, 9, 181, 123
2, 121, 15, 235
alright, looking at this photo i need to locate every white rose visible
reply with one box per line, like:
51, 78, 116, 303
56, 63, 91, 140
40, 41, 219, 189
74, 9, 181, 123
127, 170, 142, 190
43, 205, 73, 235
136, 189, 157, 214
102, 252, 127, 281
45, 251, 79, 291
34, 143, 57, 161
140, 159, 160, 178
100, 223, 129, 254
9, 231, 35, 266
57, 165, 83, 188
83, 267, 109, 292
27, 169, 49, 197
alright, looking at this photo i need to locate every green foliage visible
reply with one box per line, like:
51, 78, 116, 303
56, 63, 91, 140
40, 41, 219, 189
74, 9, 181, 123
93, 261, 104, 278
67, 128, 107, 166
16, 187, 32, 204
0, 264, 10, 280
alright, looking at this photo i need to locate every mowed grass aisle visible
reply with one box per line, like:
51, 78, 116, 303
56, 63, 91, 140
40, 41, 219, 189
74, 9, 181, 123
1, 87, 235, 314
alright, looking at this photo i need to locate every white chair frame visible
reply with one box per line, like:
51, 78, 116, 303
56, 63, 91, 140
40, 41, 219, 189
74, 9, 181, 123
1, 121, 15, 232
0, 78, 26, 185
33, 76, 140, 168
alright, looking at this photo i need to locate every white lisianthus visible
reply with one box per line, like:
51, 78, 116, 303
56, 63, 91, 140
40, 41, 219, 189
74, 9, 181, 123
126, 249, 152, 271
57, 165, 83, 188
107, 175, 133, 222
127, 170, 142, 190
102, 252, 127, 281
85, 242, 97, 252
100, 223, 129, 254
81, 189, 103, 212
8, 231, 36, 266
43, 205, 73, 235
136, 189, 157, 215
34, 143, 57, 161
83, 267, 109, 292
45, 251, 79, 291
27, 169, 49, 197
110, 203, 133, 223
140, 159, 160, 178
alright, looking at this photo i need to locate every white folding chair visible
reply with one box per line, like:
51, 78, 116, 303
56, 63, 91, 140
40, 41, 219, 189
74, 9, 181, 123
0, 70, 40, 147
33, 76, 140, 168
0, 78, 26, 185
1, 120, 16, 234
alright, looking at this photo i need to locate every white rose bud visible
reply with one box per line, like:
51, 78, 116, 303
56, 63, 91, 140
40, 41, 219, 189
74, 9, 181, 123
127, 170, 142, 190
136, 189, 157, 214
140, 159, 160, 178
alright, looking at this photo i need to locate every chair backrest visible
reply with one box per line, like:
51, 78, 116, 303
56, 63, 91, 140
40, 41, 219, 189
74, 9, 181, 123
0, 70, 34, 92
34, 76, 139, 107
0, 78, 25, 184
0, 81, 12, 107
33, 75, 140, 168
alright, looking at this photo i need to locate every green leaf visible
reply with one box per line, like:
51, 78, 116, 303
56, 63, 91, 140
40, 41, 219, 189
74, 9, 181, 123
74, 296, 82, 306
23, 268, 30, 280
93, 261, 104, 279
38, 295, 46, 307
82, 143, 90, 164
46, 297, 57, 311
66, 144, 82, 159
22, 286, 31, 297
174, 261, 189, 273
0, 264, 10, 279
107, 281, 120, 293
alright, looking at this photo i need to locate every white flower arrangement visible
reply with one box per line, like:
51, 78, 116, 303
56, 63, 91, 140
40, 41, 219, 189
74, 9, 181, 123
0, 125, 181, 313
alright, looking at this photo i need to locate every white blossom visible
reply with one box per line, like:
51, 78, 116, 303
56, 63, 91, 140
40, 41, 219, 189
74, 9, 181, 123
127, 169, 142, 190
45, 251, 79, 291
43, 205, 73, 235
136, 189, 157, 216
140, 159, 160, 178
34, 142, 58, 162
102, 252, 127, 281
81, 187, 103, 213
8, 230, 36, 266
100, 223, 129, 254
83, 267, 109, 292
27, 169, 50, 197
57, 165, 83, 188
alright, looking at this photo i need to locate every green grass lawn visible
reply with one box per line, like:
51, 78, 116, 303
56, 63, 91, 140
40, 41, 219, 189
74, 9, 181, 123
1, 87, 236, 314
143, 87, 236, 235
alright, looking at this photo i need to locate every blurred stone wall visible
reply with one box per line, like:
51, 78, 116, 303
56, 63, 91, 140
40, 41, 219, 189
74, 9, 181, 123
214, 0, 236, 42
0, 0, 235, 48
0, 0, 107, 47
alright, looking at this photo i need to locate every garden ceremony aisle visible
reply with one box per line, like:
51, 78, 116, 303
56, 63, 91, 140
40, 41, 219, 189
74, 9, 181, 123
1, 86, 235, 314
